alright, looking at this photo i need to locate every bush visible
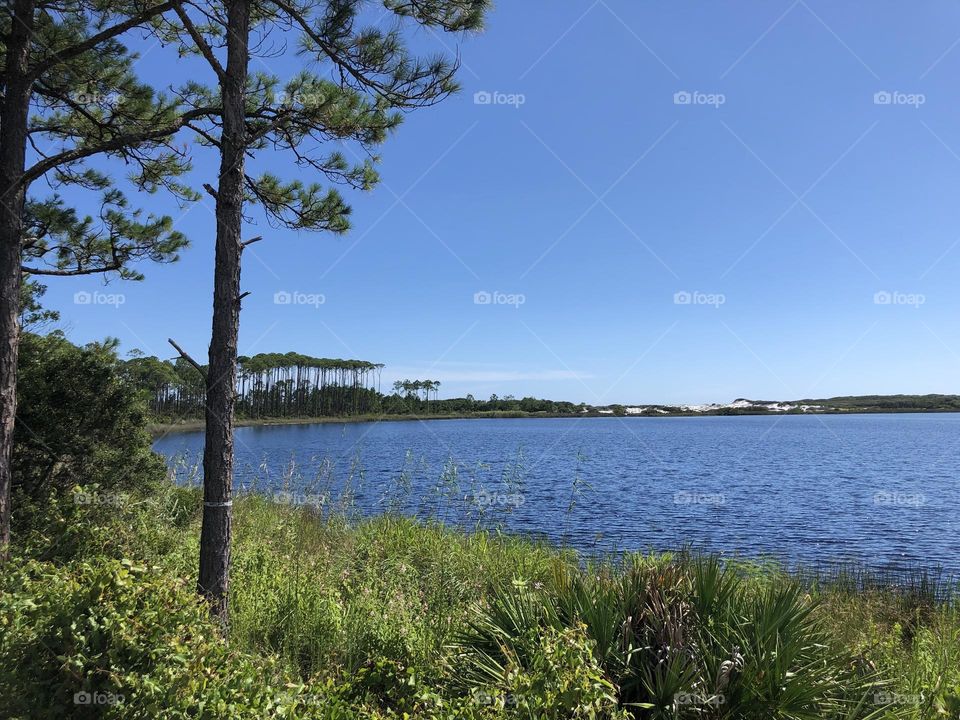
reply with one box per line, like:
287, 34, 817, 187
13, 331, 165, 505
0, 557, 371, 719
456, 558, 885, 719
468, 622, 626, 719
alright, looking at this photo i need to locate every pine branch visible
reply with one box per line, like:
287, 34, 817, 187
174, 3, 227, 82
21, 263, 122, 276
22, 107, 220, 187
28, 0, 183, 80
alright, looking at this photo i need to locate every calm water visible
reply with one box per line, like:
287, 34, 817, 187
154, 414, 960, 573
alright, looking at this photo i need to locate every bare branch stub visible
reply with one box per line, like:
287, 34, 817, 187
168, 338, 207, 380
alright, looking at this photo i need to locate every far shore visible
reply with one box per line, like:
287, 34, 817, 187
149, 406, 960, 435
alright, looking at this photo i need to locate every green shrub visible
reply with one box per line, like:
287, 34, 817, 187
13, 332, 166, 530
500, 623, 626, 719
456, 558, 887, 719
0, 557, 378, 719
13, 478, 198, 566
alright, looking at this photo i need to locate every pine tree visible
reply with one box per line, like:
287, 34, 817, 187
0, 0, 205, 559
170, 0, 488, 622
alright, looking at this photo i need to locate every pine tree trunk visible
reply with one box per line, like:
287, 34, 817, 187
198, 0, 249, 623
0, 0, 35, 560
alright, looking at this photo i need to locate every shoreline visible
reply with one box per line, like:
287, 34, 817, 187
149, 406, 960, 435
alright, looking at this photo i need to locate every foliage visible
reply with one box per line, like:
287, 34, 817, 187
4, 0, 199, 279
466, 622, 627, 719
13, 331, 165, 504
0, 556, 366, 719
455, 557, 891, 719
19, 279, 59, 331
6, 340, 959, 717
22, 191, 187, 279
5, 470, 960, 718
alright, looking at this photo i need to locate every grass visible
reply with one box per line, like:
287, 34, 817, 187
4, 477, 960, 718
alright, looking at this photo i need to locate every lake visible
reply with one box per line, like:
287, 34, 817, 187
153, 413, 960, 574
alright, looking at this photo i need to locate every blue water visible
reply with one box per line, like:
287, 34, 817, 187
153, 414, 960, 573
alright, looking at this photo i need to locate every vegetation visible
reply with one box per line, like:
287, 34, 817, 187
794, 395, 960, 413
5, 474, 960, 718
14, 332, 164, 502
0, 0, 209, 559
127, 348, 586, 421
123, 348, 960, 426
125, 351, 384, 419
157, 0, 492, 622
4, 331, 960, 718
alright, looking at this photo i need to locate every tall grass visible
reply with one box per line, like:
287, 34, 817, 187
151, 456, 960, 717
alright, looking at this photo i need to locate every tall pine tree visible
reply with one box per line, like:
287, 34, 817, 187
169, 0, 488, 622
0, 0, 210, 557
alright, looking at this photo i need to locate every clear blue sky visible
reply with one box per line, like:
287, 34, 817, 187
38, 1, 960, 404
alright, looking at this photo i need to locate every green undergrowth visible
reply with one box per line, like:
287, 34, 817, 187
3, 480, 958, 719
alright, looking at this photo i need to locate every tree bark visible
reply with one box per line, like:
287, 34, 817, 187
0, 0, 36, 560
198, 0, 249, 623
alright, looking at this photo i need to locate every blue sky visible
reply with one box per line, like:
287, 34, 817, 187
37, 1, 960, 404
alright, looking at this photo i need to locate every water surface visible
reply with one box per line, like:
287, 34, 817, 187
153, 414, 960, 573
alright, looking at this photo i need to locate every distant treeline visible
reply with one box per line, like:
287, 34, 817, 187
124, 351, 960, 421
122, 352, 587, 419
124, 352, 384, 418
797, 394, 960, 412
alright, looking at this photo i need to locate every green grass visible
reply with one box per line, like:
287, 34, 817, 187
3, 480, 959, 718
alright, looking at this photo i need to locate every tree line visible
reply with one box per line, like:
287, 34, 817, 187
124, 352, 384, 418
121, 351, 586, 419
